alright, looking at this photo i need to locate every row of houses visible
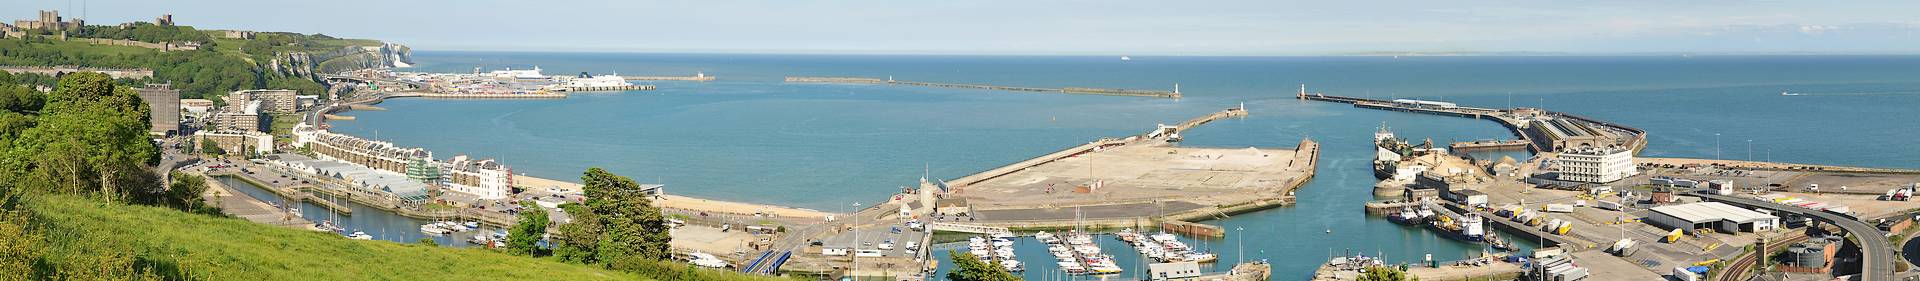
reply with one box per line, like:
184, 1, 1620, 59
293, 124, 514, 201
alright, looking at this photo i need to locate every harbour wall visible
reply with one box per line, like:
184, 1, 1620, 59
784, 76, 1181, 98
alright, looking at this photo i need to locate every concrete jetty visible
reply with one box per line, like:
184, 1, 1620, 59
202, 172, 317, 229
784, 76, 1182, 98
942, 106, 1317, 229
388, 92, 568, 99
1296, 85, 1646, 154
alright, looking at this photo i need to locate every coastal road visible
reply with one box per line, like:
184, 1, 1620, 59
1694, 192, 1893, 281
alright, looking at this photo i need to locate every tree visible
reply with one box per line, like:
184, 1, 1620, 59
946, 251, 1020, 281
201, 138, 226, 157
1358, 265, 1417, 281
582, 168, 673, 270
550, 168, 673, 272
553, 202, 601, 264
507, 201, 549, 256
165, 173, 220, 215
7, 73, 161, 203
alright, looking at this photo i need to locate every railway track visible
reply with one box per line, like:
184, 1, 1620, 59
1714, 232, 1809, 281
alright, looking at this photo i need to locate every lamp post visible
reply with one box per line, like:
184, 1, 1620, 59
1746, 140, 1753, 162
1236, 227, 1245, 264
851, 201, 861, 279
1714, 133, 1722, 160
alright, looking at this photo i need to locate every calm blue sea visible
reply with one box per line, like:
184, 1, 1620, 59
331, 52, 1920, 279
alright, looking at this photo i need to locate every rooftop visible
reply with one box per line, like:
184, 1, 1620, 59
1650, 202, 1778, 224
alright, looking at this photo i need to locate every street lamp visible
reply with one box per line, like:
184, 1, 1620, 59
1714, 133, 1722, 160
1236, 227, 1245, 264
851, 202, 861, 279
1746, 140, 1753, 162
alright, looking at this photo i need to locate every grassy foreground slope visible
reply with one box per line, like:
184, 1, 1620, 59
23, 195, 634, 280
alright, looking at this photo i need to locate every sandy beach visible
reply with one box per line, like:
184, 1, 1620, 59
513, 174, 831, 219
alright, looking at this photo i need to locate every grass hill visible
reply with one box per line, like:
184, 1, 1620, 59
12, 195, 630, 279
6, 195, 778, 280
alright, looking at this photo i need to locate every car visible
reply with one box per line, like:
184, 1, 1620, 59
890, 227, 901, 234
904, 242, 919, 251
809, 241, 824, 246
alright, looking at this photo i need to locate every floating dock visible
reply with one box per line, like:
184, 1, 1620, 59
784, 76, 1182, 99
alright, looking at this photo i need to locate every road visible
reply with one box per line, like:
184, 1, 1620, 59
1695, 192, 1892, 281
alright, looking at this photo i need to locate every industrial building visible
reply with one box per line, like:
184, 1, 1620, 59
1555, 145, 1635, 183
1646, 202, 1779, 233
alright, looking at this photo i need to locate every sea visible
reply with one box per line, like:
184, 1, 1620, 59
323, 52, 1920, 279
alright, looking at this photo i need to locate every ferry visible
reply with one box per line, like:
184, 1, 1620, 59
551, 72, 646, 92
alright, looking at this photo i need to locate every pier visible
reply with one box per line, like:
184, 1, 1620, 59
553, 84, 656, 92
1296, 85, 1647, 154
784, 76, 1182, 99
388, 91, 569, 99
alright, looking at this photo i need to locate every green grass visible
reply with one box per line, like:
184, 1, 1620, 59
269, 112, 301, 144
22, 38, 158, 57
22, 195, 637, 280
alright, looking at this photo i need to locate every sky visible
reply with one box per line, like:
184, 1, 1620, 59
6, 0, 1920, 55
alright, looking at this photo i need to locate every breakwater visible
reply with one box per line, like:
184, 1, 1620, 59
1297, 89, 1647, 154
784, 76, 1181, 98
624, 74, 715, 81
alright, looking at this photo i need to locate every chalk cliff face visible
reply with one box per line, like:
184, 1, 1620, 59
306, 42, 414, 73
378, 42, 414, 68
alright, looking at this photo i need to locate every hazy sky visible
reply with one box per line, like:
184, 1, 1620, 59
7, 0, 1919, 55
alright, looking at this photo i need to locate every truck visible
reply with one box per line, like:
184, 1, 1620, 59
1597, 200, 1623, 211
1544, 204, 1574, 213
1671, 267, 1699, 281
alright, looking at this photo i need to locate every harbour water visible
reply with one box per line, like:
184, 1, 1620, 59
332, 52, 1920, 279
215, 176, 497, 247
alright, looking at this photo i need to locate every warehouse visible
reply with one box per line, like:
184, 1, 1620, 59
1647, 202, 1779, 233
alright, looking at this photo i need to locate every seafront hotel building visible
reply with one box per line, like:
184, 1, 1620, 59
294, 124, 515, 200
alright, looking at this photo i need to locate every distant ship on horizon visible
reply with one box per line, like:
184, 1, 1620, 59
1120, 56, 1132, 61
1782, 90, 1801, 96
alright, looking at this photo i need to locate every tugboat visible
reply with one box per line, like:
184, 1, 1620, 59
1389, 205, 1435, 226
